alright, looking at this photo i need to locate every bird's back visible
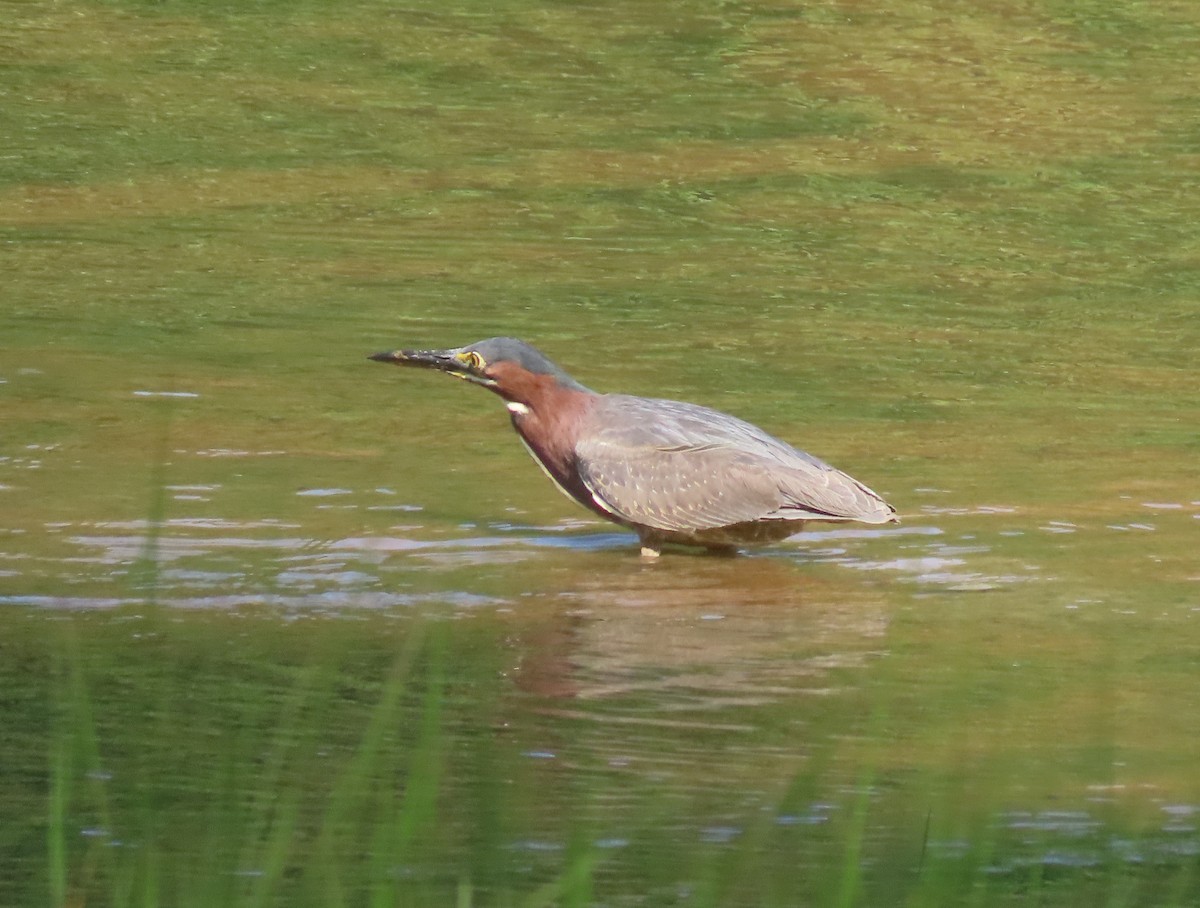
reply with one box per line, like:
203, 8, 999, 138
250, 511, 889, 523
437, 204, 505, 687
575, 394, 895, 531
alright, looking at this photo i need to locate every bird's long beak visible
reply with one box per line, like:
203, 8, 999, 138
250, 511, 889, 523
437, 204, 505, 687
368, 348, 457, 370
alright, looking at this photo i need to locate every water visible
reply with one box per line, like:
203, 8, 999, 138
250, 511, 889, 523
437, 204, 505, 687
3, 1, 1199, 905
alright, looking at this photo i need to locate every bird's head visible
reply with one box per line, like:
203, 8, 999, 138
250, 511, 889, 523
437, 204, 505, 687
369, 337, 590, 403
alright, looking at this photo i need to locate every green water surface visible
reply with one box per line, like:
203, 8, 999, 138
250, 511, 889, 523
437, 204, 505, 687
2, 1, 1198, 905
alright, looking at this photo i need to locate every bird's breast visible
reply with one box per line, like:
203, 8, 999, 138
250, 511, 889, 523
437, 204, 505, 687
510, 408, 572, 479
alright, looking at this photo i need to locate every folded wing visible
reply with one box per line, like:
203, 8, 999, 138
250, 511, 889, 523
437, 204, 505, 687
575, 395, 895, 532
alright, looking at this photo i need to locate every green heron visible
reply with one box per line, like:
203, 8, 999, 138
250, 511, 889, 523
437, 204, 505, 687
369, 338, 897, 557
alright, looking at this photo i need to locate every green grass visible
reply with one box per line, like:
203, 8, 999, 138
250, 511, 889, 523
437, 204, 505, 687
17, 594, 1200, 907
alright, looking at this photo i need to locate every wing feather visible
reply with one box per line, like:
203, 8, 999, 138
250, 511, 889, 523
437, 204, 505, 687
575, 395, 894, 532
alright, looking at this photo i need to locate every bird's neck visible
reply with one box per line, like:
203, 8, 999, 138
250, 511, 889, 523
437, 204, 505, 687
486, 364, 590, 420
491, 374, 597, 498
501, 382, 596, 455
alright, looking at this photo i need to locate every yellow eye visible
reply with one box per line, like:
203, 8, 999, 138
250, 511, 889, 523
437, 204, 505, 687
459, 351, 485, 371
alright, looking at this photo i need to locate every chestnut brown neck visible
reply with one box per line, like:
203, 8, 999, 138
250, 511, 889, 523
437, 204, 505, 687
486, 362, 599, 509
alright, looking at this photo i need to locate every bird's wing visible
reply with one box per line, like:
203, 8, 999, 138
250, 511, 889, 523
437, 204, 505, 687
575, 396, 895, 533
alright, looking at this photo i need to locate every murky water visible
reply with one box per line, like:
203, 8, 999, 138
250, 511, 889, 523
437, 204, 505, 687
3, 0, 1198, 905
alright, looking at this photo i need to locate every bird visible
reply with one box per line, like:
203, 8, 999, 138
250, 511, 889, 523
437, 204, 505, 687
369, 337, 897, 557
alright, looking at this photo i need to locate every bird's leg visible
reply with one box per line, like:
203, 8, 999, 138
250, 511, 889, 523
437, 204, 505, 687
637, 532, 662, 559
